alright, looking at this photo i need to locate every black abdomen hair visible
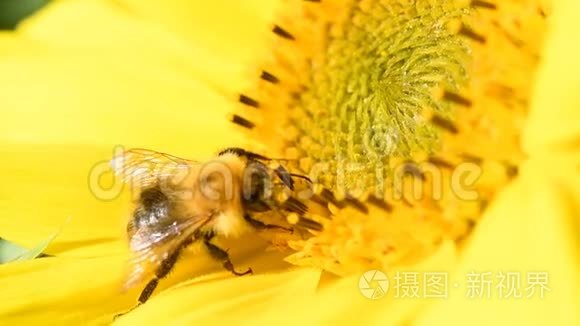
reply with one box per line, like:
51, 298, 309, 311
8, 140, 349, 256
132, 186, 171, 229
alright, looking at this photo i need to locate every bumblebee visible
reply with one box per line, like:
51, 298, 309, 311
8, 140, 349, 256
112, 147, 310, 306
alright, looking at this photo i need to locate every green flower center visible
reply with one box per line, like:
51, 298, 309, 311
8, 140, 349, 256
290, 1, 470, 193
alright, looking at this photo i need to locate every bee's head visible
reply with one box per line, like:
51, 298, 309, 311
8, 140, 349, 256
241, 160, 273, 212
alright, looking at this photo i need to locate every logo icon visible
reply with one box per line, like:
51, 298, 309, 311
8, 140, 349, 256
359, 269, 389, 299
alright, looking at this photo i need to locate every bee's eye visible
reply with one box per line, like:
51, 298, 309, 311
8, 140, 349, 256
242, 161, 271, 212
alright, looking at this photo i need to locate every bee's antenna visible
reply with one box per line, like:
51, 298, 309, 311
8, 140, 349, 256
289, 173, 312, 184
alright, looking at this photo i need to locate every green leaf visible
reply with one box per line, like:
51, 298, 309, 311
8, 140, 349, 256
0, 238, 29, 263
0, 0, 50, 30
12, 230, 59, 261
0, 218, 67, 263
0, 232, 57, 264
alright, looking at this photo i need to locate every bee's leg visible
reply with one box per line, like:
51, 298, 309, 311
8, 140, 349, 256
244, 213, 293, 233
203, 235, 253, 276
115, 238, 194, 319
140, 238, 194, 303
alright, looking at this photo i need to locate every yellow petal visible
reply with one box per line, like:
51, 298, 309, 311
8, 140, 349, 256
247, 240, 457, 324
114, 0, 280, 64
414, 158, 580, 325
0, 143, 128, 256
0, 34, 238, 152
0, 255, 131, 324
115, 268, 320, 325
524, 0, 580, 153
0, 235, 297, 324
16, 0, 257, 93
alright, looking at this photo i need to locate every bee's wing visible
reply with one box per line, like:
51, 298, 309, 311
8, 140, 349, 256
111, 148, 199, 188
124, 214, 212, 290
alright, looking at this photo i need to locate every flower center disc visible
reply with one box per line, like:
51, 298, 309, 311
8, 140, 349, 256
289, 0, 470, 194
232, 0, 548, 275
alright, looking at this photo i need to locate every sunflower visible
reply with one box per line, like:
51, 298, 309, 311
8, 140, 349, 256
0, 0, 578, 324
